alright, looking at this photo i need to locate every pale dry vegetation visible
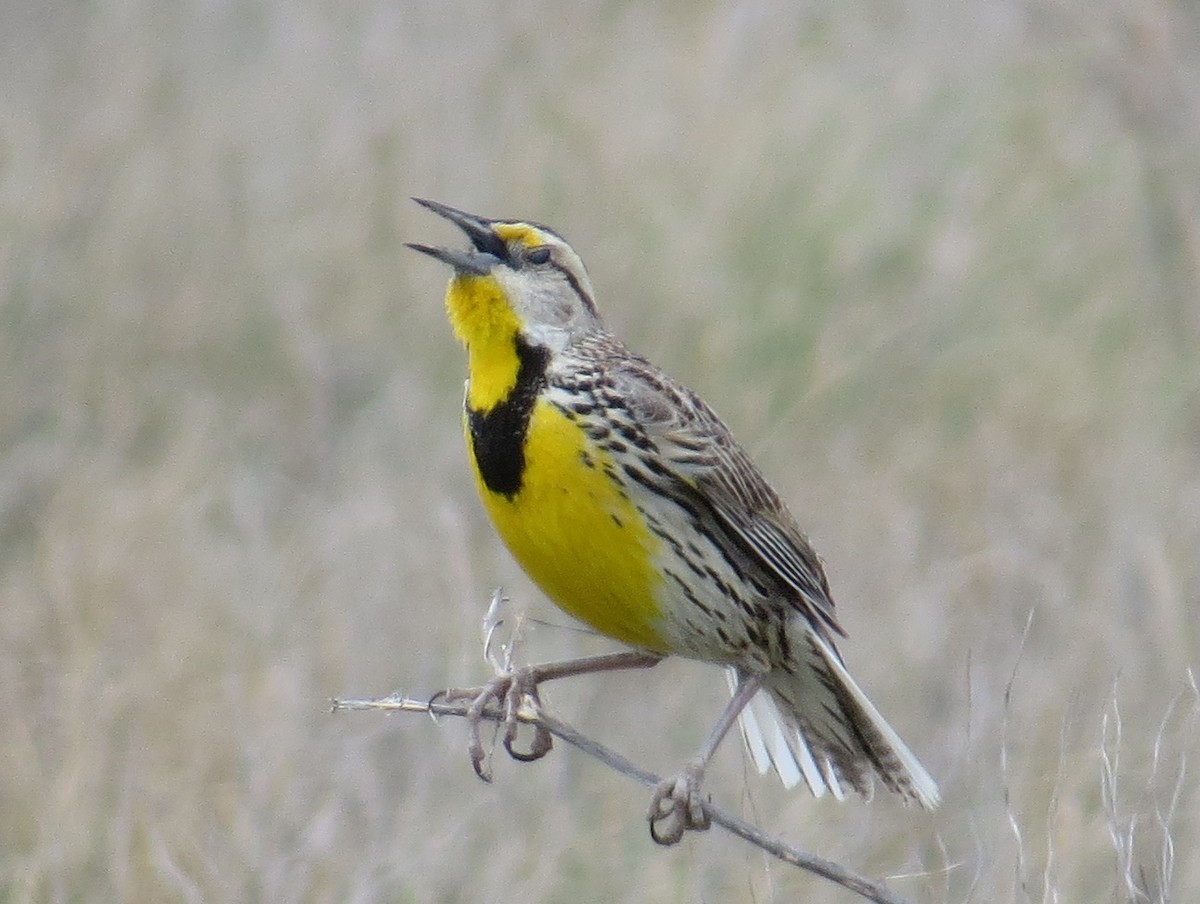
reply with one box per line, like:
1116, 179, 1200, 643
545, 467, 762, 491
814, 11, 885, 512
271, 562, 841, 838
2, 1, 1198, 901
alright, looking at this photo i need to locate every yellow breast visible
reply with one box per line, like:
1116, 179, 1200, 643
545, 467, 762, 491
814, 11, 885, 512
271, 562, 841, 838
469, 398, 668, 652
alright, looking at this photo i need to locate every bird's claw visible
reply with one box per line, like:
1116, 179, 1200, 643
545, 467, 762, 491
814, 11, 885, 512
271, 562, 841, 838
647, 764, 711, 845
434, 668, 553, 781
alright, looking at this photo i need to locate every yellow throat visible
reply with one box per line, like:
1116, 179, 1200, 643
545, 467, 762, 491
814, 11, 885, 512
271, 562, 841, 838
443, 271, 668, 652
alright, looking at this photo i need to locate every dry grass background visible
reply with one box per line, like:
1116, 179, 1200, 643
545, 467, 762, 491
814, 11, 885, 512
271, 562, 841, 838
3, 1, 1199, 901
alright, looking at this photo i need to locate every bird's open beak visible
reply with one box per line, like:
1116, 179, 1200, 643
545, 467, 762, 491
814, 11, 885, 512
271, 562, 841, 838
406, 198, 507, 275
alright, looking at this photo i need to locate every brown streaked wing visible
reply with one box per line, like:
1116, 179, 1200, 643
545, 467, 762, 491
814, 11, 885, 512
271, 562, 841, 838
605, 354, 845, 641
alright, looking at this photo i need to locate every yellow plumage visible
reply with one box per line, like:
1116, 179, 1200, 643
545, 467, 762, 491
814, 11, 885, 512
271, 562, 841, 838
445, 273, 522, 411
446, 260, 668, 651
408, 198, 940, 838
471, 397, 668, 652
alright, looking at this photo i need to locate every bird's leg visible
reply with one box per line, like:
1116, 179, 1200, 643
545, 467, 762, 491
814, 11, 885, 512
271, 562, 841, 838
435, 650, 664, 781
648, 672, 764, 845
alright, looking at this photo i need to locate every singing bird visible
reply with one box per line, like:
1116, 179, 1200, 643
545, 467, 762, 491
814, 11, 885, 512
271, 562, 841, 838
408, 199, 938, 843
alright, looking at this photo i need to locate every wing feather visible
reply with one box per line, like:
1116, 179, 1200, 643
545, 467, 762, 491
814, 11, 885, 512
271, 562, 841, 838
605, 353, 845, 639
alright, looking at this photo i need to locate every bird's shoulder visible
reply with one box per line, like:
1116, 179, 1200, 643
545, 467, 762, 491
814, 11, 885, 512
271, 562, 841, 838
555, 331, 843, 637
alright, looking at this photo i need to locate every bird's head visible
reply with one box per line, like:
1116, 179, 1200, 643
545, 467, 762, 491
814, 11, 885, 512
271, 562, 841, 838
407, 198, 601, 356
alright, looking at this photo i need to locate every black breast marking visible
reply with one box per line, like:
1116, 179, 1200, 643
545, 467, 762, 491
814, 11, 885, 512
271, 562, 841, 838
467, 337, 551, 499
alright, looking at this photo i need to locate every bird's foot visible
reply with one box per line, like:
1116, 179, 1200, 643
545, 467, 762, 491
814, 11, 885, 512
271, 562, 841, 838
647, 762, 711, 845
433, 667, 553, 782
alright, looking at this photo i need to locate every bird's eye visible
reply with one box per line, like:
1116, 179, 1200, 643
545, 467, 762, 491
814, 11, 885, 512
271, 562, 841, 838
526, 246, 551, 265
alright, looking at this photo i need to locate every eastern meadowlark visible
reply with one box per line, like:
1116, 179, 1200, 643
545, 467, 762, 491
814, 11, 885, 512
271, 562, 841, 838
408, 199, 939, 844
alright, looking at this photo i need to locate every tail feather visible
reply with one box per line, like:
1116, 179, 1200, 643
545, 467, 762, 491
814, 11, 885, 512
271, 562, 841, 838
727, 670, 809, 792
729, 627, 940, 810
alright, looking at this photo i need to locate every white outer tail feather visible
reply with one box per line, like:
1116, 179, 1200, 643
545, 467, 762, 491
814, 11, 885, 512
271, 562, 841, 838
726, 629, 941, 810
